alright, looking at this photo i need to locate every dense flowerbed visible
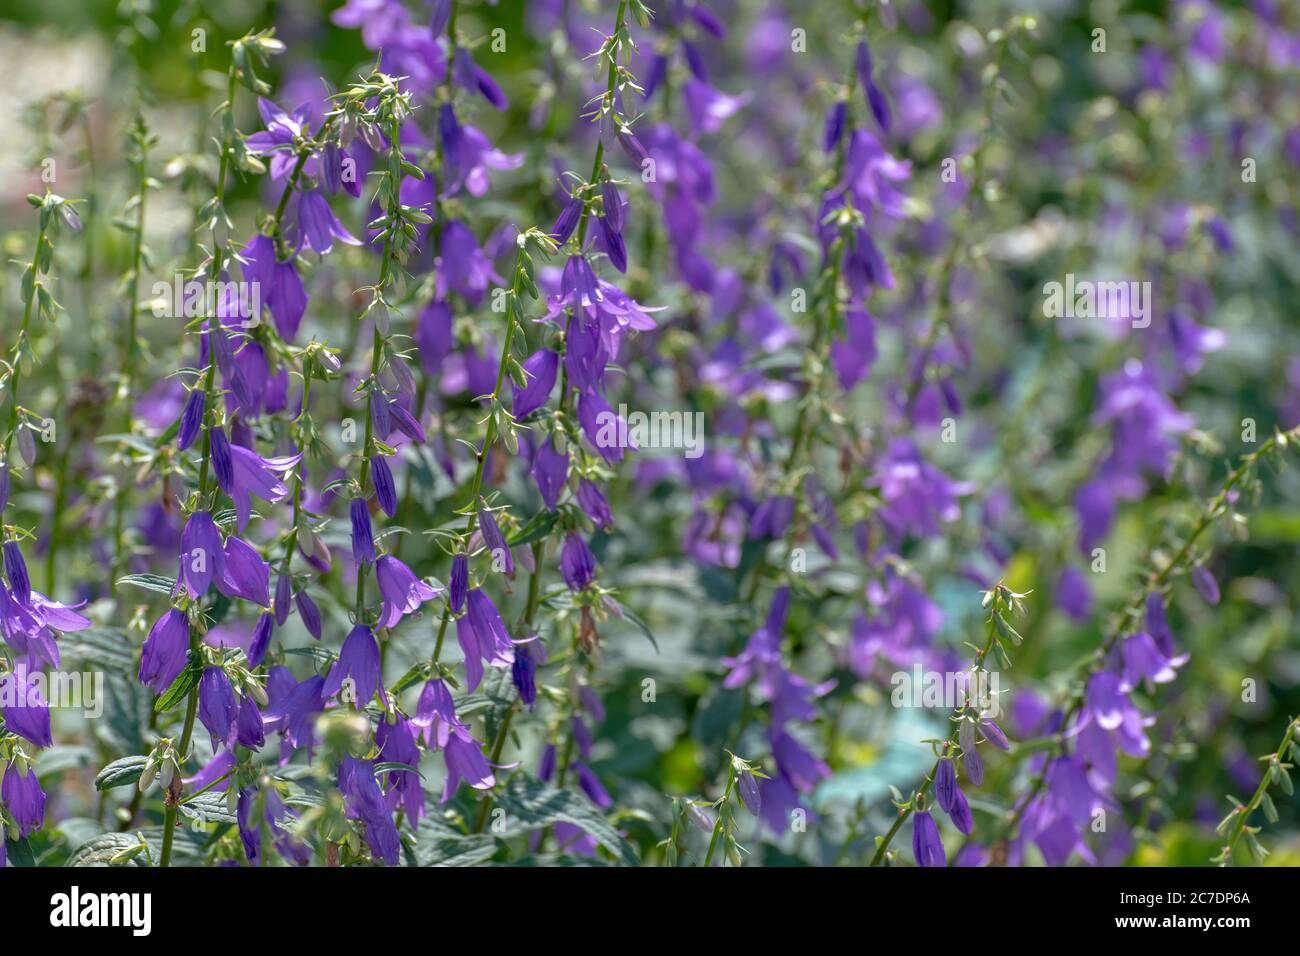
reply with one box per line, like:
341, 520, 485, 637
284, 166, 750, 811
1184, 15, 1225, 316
0, 0, 1299, 868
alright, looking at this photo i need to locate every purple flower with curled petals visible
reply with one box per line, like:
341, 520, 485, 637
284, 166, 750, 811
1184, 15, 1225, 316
442, 725, 495, 801
412, 678, 461, 750
244, 98, 314, 181
297, 189, 361, 254
375, 554, 440, 629
1120, 631, 1187, 689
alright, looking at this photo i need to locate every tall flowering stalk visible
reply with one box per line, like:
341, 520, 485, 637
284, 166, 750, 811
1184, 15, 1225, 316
868, 584, 1027, 866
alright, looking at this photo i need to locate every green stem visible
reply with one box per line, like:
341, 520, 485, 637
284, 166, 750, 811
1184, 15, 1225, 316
868, 627, 1000, 866
1221, 719, 1300, 864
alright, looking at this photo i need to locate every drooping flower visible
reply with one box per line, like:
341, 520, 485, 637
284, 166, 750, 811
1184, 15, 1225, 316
181, 511, 224, 599
375, 554, 440, 629
478, 509, 514, 575
511, 637, 542, 710
219, 446, 299, 531
935, 757, 956, 813
323, 625, 383, 708
177, 389, 205, 451
0, 669, 52, 747
1, 763, 46, 836
294, 589, 323, 640
198, 666, 239, 749
441, 725, 495, 800
531, 438, 569, 511
911, 809, 945, 867
338, 756, 400, 865
139, 608, 190, 693
297, 189, 361, 254
350, 498, 376, 567
560, 533, 596, 591
449, 553, 468, 613
3, 541, 30, 603
217, 535, 272, 607
377, 717, 425, 827
412, 678, 461, 750
372, 455, 398, 518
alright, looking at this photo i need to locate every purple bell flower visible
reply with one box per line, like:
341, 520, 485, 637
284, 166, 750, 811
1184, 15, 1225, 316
138, 608, 190, 694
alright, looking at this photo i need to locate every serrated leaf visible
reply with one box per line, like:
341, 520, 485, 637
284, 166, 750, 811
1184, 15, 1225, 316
178, 790, 237, 825
414, 831, 500, 867
66, 832, 151, 867
491, 776, 638, 866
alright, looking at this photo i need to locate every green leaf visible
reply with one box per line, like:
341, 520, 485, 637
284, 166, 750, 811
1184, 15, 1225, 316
66, 832, 151, 867
95, 755, 149, 791
4, 837, 37, 867
508, 509, 559, 548
414, 831, 500, 867
155, 659, 202, 713
492, 776, 639, 866
117, 573, 178, 596
178, 790, 237, 825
